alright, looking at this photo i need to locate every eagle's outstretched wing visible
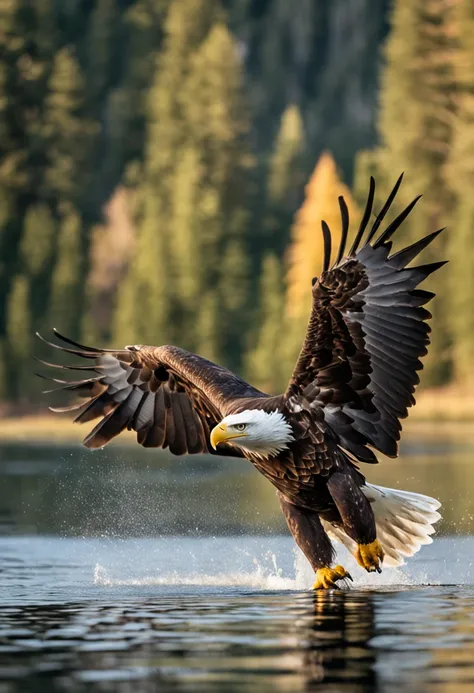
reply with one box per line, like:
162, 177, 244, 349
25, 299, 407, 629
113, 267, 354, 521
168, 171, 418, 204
285, 175, 446, 462
36, 331, 263, 454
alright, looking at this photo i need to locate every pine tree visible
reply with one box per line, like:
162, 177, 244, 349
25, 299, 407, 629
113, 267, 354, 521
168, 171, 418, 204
115, 0, 170, 167
85, 0, 117, 108
218, 238, 249, 371
5, 274, 31, 400
42, 46, 96, 204
0, 186, 16, 333
0, 0, 57, 360
195, 292, 220, 364
117, 10, 253, 368
177, 21, 252, 365
114, 0, 222, 348
375, 0, 459, 385
245, 253, 285, 393
232, 0, 387, 177
446, 0, 474, 198
19, 203, 56, 336
0, 339, 8, 402
379, 0, 457, 222
48, 205, 83, 338
20, 203, 55, 278
81, 0, 126, 220
169, 145, 202, 309
447, 201, 474, 387
143, 0, 222, 183
0, 0, 56, 193
445, 1, 474, 385
113, 191, 170, 346
265, 104, 305, 255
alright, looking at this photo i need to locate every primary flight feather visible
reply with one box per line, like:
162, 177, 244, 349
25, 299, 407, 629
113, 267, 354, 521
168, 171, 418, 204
37, 175, 443, 589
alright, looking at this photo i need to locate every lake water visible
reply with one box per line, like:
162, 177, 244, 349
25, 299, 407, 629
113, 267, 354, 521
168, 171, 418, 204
0, 431, 474, 692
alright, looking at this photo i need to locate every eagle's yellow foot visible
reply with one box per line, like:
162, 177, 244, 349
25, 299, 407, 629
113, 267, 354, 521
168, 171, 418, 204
355, 539, 384, 573
313, 565, 353, 590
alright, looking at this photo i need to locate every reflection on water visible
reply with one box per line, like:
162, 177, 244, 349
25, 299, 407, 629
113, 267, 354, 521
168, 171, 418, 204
1, 589, 474, 692
0, 593, 377, 693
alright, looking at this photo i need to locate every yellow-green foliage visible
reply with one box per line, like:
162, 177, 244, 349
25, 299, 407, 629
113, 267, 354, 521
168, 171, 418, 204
48, 206, 83, 337
286, 151, 358, 321
245, 254, 286, 393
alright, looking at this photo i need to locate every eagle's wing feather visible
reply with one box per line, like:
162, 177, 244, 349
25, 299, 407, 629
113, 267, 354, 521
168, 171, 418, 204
36, 330, 262, 456
285, 176, 446, 461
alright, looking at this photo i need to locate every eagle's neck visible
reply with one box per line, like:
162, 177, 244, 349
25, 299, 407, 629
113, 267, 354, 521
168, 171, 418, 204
232, 410, 295, 460
239, 440, 291, 461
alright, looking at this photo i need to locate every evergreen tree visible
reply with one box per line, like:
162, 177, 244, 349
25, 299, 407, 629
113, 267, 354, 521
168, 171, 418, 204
218, 238, 249, 371
0, 339, 8, 402
85, 0, 118, 108
0, 186, 16, 334
20, 203, 56, 279
195, 292, 220, 364
0, 0, 56, 363
0, 0, 56, 193
115, 0, 170, 167
230, 0, 388, 176
447, 201, 474, 386
114, 0, 222, 348
113, 192, 170, 346
445, 1, 474, 385
169, 145, 202, 308
5, 274, 31, 400
144, 0, 222, 182
116, 10, 253, 369
375, 0, 459, 384
446, 0, 474, 199
379, 0, 457, 222
42, 46, 96, 204
48, 205, 83, 338
19, 203, 56, 334
178, 21, 252, 366
81, 0, 127, 220
245, 253, 285, 393
264, 104, 305, 255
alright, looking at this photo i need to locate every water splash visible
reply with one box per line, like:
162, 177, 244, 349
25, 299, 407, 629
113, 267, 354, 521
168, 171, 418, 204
94, 552, 296, 590
90, 536, 467, 592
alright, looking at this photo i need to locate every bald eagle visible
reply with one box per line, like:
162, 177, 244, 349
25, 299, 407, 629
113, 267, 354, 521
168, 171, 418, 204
38, 175, 443, 589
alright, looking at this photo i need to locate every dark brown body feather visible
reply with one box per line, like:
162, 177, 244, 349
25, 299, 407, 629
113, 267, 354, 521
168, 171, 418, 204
36, 175, 445, 571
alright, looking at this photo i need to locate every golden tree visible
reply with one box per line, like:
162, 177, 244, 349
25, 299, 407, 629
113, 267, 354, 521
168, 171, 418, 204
279, 151, 358, 382
286, 151, 358, 321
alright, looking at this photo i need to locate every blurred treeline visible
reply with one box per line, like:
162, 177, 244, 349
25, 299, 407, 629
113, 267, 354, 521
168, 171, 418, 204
1, 0, 473, 408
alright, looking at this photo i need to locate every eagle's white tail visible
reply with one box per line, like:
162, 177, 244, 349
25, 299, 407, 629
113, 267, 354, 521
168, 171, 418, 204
324, 484, 442, 567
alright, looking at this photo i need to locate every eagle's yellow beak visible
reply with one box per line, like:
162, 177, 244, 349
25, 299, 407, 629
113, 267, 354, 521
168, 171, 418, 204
210, 423, 247, 450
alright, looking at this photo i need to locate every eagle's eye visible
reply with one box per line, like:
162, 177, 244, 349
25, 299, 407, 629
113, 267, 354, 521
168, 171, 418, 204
234, 423, 246, 432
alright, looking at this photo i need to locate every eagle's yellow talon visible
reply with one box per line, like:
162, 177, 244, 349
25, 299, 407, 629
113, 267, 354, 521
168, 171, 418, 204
355, 539, 384, 573
313, 565, 352, 590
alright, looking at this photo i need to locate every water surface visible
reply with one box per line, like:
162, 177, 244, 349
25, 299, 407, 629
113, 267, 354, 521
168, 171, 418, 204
0, 436, 473, 692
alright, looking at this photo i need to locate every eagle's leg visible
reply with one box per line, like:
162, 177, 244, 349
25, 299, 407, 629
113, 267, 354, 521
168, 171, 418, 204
327, 472, 384, 573
278, 493, 352, 589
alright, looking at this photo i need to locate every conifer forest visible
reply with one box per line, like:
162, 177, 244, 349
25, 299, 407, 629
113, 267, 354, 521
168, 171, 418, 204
2, 0, 474, 408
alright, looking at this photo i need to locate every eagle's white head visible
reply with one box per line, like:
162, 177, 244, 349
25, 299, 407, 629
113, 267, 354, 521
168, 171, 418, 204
210, 409, 294, 459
